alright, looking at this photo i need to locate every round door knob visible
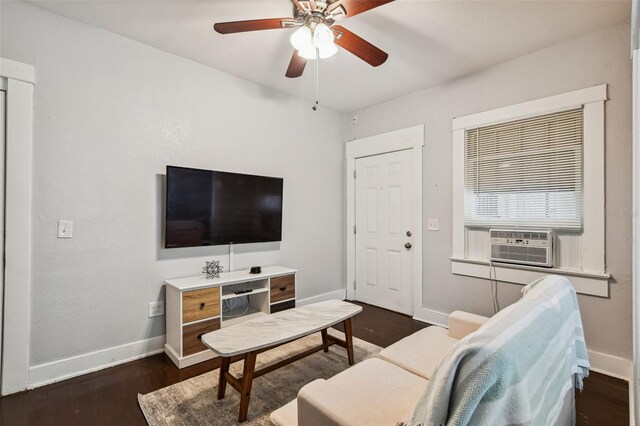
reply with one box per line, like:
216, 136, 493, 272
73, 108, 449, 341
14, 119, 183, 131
405, 243, 412, 249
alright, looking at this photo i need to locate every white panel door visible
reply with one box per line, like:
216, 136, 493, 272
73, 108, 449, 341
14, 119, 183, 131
0, 90, 5, 387
355, 149, 413, 315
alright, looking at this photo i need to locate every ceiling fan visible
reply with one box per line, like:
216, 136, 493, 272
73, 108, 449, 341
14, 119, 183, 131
213, 0, 394, 78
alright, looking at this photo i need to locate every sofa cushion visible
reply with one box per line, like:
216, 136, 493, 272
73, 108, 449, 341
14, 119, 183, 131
270, 399, 297, 426
378, 326, 458, 380
296, 358, 428, 426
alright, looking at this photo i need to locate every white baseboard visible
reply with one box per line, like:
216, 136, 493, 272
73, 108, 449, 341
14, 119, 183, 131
27, 297, 630, 391
25, 289, 346, 389
297, 289, 346, 306
413, 307, 449, 328
27, 335, 165, 389
587, 349, 632, 381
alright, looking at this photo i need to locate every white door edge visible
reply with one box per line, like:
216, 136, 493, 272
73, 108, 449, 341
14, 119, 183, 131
345, 125, 424, 316
0, 90, 5, 388
631, 46, 640, 426
1, 57, 35, 395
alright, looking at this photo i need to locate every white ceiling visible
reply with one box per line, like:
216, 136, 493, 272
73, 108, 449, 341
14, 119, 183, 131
28, 0, 631, 112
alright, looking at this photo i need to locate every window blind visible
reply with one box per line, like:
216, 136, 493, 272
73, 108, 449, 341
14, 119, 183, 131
464, 108, 584, 230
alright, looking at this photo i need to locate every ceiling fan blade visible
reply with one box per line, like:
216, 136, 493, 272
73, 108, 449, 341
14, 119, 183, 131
286, 51, 307, 78
214, 18, 296, 34
332, 25, 388, 67
327, 0, 394, 19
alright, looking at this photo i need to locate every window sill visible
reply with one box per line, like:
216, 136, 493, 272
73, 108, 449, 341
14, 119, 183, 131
450, 257, 609, 297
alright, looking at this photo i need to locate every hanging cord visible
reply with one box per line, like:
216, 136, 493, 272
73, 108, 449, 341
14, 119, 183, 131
489, 260, 500, 314
312, 57, 319, 111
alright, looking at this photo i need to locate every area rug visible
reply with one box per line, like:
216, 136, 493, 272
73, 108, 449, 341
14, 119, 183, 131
138, 329, 382, 425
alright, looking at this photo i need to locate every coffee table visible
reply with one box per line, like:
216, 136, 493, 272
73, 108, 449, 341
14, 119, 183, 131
200, 299, 363, 422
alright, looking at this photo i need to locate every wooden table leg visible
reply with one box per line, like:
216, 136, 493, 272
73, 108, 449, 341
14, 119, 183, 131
343, 318, 355, 365
320, 328, 330, 353
217, 356, 231, 400
238, 351, 257, 423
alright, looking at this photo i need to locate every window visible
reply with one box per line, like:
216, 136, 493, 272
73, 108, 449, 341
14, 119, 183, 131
451, 85, 608, 297
464, 108, 584, 230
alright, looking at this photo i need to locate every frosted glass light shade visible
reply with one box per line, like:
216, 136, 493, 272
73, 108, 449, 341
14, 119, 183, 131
318, 42, 338, 58
313, 23, 334, 49
298, 43, 317, 60
290, 26, 312, 51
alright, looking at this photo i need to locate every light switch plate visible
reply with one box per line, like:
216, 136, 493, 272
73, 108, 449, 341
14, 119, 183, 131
57, 220, 73, 238
427, 218, 440, 231
148, 301, 165, 318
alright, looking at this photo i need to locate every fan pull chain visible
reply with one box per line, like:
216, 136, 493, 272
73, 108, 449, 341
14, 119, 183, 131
313, 56, 319, 111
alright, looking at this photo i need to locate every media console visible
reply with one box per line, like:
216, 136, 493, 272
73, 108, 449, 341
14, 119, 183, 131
164, 266, 297, 368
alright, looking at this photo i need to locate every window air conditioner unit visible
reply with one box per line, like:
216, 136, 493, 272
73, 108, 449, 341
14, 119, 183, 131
489, 229, 554, 268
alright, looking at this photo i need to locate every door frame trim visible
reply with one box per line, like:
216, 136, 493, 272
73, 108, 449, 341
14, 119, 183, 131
345, 125, 424, 316
0, 57, 35, 395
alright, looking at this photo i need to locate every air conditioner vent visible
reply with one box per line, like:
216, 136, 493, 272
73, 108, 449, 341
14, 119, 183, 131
489, 229, 553, 268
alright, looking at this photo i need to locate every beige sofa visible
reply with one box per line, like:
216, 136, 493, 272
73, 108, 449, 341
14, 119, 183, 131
270, 311, 488, 425
270, 310, 576, 426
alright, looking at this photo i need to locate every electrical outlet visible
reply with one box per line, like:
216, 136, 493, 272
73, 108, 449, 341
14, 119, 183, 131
352, 114, 358, 124
427, 218, 440, 231
148, 301, 165, 318
57, 220, 73, 238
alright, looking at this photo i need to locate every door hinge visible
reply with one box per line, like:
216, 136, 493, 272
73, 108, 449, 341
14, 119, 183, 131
353, 170, 356, 178
353, 225, 356, 234
353, 280, 356, 290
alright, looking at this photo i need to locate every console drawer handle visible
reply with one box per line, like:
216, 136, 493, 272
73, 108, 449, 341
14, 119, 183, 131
200, 302, 205, 309
279, 286, 287, 291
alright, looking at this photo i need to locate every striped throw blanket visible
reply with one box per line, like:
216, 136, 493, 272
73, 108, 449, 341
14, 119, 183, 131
409, 275, 589, 426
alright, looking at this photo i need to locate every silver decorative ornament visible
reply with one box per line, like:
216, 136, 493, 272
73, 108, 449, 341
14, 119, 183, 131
202, 260, 223, 279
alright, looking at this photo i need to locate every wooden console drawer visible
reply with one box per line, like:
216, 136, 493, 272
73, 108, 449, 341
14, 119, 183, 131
182, 288, 220, 324
270, 274, 295, 304
183, 317, 220, 356
271, 299, 296, 314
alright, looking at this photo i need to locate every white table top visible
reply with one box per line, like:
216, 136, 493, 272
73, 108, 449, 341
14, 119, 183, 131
201, 299, 362, 357
164, 266, 297, 291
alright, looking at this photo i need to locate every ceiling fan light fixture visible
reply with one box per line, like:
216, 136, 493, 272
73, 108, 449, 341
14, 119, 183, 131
214, 0, 393, 78
318, 42, 338, 58
290, 26, 312, 50
298, 43, 317, 60
312, 23, 334, 49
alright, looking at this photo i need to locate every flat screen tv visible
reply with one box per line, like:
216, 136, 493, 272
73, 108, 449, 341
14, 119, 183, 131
165, 166, 283, 248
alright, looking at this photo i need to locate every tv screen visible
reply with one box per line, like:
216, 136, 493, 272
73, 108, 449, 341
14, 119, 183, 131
165, 166, 283, 248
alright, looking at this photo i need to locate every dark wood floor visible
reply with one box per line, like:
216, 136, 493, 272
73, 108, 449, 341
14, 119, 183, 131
0, 302, 629, 425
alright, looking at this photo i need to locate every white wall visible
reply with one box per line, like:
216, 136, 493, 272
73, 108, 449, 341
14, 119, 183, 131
1, 1, 345, 370
346, 24, 633, 363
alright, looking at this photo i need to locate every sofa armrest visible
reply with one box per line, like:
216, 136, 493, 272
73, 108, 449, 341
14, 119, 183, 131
448, 311, 490, 340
